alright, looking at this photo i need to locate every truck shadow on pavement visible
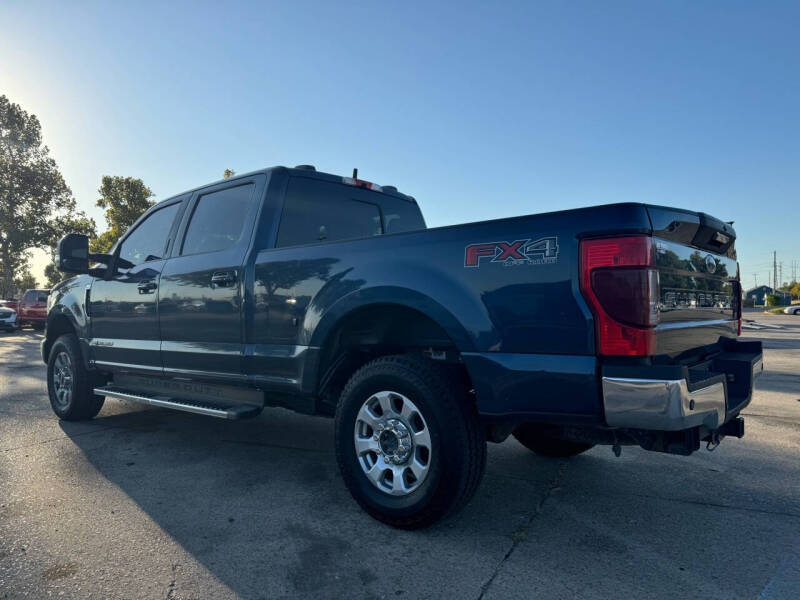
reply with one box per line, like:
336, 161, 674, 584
58, 397, 800, 600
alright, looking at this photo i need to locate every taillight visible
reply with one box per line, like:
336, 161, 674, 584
580, 236, 659, 356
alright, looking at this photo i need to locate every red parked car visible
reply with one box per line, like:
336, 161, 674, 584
18, 289, 49, 330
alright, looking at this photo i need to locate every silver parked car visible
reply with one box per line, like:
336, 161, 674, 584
783, 304, 800, 315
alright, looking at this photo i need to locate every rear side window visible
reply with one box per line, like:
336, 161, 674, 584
276, 178, 382, 247
182, 184, 256, 255
37, 292, 48, 303
23, 291, 35, 303
380, 196, 426, 234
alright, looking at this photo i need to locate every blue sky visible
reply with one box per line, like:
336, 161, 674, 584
2, 0, 798, 288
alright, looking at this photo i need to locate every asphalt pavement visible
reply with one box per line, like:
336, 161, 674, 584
1, 312, 798, 599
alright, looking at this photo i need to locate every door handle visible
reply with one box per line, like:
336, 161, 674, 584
137, 281, 157, 294
211, 271, 237, 288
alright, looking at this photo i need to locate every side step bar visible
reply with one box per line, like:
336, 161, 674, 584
94, 386, 262, 420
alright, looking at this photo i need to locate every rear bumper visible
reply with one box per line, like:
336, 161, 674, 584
601, 340, 763, 431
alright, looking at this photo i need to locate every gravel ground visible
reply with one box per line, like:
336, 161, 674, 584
1, 313, 798, 599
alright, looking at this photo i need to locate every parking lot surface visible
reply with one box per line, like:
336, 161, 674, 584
1, 312, 798, 599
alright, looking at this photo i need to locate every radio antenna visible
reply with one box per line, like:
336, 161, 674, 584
352, 168, 358, 179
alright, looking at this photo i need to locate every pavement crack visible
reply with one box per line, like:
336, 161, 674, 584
476, 461, 567, 600
165, 563, 178, 600
630, 492, 800, 519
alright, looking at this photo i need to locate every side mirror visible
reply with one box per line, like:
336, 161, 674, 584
57, 233, 90, 273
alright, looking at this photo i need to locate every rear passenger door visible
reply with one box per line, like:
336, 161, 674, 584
158, 176, 265, 379
255, 176, 383, 343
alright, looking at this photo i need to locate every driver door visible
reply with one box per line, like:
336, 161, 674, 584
88, 198, 185, 372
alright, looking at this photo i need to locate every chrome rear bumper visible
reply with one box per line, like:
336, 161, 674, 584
602, 356, 763, 431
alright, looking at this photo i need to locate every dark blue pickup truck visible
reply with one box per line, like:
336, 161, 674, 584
45, 165, 763, 528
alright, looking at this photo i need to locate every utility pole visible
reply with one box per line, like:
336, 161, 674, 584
754, 273, 758, 288
779, 261, 784, 289
773, 251, 777, 292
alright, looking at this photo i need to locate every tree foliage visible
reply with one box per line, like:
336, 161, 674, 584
0, 95, 95, 297
90, 176, 155, 254
223, 168, 236, 179
766, 293, 781, 307
15, 270, 38, 292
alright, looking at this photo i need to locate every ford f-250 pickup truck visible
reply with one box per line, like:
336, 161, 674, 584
45, 165, 763, 528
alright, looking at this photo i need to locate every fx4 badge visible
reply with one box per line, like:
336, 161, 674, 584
464, 236, 559, 267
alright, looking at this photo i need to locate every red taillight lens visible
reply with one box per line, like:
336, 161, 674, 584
580, 236, 659, 356
591, 268, 660, 327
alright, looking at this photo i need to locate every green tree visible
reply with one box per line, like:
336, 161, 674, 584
15, 270, 38, 293
766, 293, 781, 307
790, 282, 800, 300
90, 176, 155, 254
223, 168, 235, 179
0, 95, 94, 297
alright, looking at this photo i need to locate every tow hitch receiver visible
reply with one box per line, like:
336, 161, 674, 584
717, 417, 745, 439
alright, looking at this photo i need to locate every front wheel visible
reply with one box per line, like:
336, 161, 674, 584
335, 355, 486, 529
513, 424, 594, 457
47, 334, 105, 421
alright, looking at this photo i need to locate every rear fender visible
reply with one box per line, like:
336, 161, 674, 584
306, 286, 487, 353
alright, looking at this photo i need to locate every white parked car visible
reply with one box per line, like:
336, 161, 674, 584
0, 306, 19, 332
783, 305, 800, 315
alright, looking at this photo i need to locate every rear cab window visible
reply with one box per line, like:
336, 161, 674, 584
276, 177, 424, 248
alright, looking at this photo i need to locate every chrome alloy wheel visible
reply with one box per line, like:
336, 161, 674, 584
354, 391, 432, 496
52, 351, 74, 408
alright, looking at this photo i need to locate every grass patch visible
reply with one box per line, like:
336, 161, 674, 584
764, 307, 788, 314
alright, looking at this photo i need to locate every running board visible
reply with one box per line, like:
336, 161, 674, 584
93, 386, 262, 420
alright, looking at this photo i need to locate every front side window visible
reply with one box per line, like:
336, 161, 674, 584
119, 202, 180, 266
23, 291, 35, 303
181, 184, 256, 255
37, 292, 48, 303
276, 178, 382, 247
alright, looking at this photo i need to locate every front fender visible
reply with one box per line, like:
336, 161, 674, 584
43, 276, 91, 364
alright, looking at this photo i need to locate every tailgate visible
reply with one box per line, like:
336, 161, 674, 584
647, 206, 740, 358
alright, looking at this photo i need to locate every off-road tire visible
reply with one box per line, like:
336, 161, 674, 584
513, 423, 594, 457
47, 334, 105, 421
335, 354, 486, 529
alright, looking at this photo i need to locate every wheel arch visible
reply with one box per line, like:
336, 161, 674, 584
43, 307, 82, 365
309, 291, 478, 415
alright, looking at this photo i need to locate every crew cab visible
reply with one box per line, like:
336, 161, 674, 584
44, 165, 763, 528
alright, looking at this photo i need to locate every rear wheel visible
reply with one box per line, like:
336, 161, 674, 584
47, 334, 104, 421
513, 424, 594, 458
335, 355, 486, 529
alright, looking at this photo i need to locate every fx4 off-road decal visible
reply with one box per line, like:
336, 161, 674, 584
464, 236, 559, 267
